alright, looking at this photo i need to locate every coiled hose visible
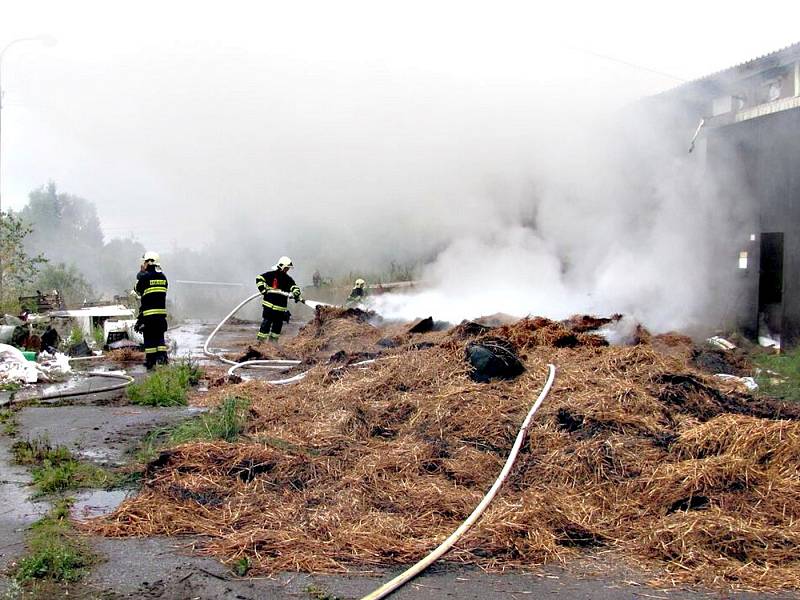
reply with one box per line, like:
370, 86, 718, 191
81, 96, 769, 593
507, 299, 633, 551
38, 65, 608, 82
204, 292, 335, 384
360, 363, 557, 600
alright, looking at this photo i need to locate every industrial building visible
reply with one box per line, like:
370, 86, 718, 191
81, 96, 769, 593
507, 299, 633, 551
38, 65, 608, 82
655, 42, 800, 348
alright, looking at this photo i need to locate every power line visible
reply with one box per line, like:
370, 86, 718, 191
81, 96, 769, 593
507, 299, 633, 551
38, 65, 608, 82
569, 45, 687, 83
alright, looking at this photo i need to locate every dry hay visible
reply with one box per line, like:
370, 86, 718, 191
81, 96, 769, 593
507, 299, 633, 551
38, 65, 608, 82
104, 347, 145, 362
492, 317, 609, 350
281, 306, 384, 359
86, 312, 800, 590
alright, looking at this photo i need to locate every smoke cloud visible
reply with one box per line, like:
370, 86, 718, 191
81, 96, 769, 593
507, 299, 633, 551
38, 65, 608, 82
2, 1, 783, 332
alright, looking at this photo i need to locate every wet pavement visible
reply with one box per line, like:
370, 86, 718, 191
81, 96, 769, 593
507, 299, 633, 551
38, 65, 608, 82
85, 537, 800, 599
17, 404, 205, 465
0, 437, 49, 594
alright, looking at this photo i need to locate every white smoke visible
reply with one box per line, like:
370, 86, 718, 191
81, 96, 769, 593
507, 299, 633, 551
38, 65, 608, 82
370, 107, 749, 334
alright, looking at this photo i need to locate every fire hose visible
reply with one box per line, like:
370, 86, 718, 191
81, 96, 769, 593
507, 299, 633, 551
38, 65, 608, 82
204, 292, 333, 383
3, 371, 135, 406
36, 371, 135, 401
360, 363, 557, 600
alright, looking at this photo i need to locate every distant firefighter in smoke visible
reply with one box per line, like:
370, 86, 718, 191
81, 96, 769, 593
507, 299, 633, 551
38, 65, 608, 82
134, 251, 169, 369
346, 278, 367, 306
256, 256, 303, 343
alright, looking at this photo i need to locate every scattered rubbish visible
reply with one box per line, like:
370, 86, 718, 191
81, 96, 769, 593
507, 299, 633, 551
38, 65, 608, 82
758, 335, 781, 350
714, 373, 758, 391
107, 339, 140, 350
0, 344, 71, 384
707, 336, 737, 351
408, 316, 434, 334
0, 343, 39, 383
466, 338, 525, 382
69, 340, 93, 357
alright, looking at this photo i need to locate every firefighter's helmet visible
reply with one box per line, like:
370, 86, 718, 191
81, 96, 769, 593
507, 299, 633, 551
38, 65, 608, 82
354, 278, 366, 288
276, 256, 293, 269
142, 251, 160, 265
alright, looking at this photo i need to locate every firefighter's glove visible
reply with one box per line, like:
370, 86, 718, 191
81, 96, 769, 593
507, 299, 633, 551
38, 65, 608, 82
134, 319, 145, 333
283, 310, 291, 323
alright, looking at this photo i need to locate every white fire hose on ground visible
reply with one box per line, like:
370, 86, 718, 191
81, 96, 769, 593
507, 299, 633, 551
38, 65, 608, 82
360, 363, 557, 600
203, 292, 333, 384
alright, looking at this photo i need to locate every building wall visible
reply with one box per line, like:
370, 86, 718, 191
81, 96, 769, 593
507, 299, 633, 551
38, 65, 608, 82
707, 107, 800, 347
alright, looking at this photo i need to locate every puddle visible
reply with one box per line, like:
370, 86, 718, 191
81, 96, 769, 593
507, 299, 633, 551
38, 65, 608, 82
71, 488, 130, 519
78, 447, 114, 462
167, 321, 207, 360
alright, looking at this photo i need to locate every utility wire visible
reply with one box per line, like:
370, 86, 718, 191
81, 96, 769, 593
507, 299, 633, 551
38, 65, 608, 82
569, 45, 687, 83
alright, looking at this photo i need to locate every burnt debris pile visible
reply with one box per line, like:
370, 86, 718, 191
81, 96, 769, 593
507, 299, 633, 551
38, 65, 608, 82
86, 311, 800, 589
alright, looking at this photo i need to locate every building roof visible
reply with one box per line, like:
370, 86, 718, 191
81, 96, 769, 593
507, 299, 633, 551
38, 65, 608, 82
664, 41, 800, 95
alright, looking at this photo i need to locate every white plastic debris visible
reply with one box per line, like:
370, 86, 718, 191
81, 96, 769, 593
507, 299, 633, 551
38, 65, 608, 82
707, 336, 736, 351
0, 343, 39, 384
0, 346, 73, 385
758, 335, 781, 350
714, 373, 758, 391
36, 352, 72, 382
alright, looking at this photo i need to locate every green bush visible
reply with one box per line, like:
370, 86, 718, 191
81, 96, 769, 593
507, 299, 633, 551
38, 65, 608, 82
92, 325, 106, 347
127, 361, 203, 407
67, 326, 84, 347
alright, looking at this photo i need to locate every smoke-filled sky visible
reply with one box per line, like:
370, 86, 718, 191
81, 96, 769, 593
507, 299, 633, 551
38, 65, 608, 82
2, 1, 799, 331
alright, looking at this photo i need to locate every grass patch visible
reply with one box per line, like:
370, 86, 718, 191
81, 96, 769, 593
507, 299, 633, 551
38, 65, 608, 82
234, 556, 250, 577
305, 584, 341, 600
0, 407, 18, 436
13, 499, 94, 585
0, 381, 22, 392
127, 360, 203, 407
12, 437, 117, 495
754, 347, 800, 402
67, 326, 84, 347
92, 325, 106, 348
136, 397, 249, 463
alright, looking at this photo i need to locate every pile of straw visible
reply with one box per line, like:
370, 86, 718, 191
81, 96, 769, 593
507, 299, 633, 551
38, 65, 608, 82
88, 312, 800, 589
104, 347, 145, 362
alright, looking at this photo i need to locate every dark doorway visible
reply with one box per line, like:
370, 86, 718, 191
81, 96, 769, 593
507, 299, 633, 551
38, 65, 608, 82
758, 232, 784, 346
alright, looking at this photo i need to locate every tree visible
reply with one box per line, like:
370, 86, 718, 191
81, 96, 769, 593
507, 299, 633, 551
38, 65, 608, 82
33, 263, 94, 307
20, 181, 104, 268
96, 237, 146, 294
0, 211, 47, 312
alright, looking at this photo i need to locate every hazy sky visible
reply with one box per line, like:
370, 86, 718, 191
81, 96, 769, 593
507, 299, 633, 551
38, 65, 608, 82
2, 0, 798, 252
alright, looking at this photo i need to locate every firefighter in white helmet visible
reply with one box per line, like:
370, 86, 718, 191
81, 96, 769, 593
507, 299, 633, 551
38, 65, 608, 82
347, 278, 367, 306
255, 256, 302, 342
134, 251, 169, 368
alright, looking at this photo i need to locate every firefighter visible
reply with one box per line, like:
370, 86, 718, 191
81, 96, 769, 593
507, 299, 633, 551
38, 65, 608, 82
347, 278, 367, 305
134, 251, 169, 369
256, 256, 302, 342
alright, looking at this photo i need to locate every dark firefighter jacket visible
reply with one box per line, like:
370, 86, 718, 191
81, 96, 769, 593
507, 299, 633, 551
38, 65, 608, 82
256, 269, 301, 312
347, 286, 365, 302
136, 267, 168, 318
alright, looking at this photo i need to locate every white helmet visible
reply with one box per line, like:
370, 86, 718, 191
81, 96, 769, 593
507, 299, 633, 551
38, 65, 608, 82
142, 251, 160, 265
354, 278, 366, 288
276, 256, 293, 269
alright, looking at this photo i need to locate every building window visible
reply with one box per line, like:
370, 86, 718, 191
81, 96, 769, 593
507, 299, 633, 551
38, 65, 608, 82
739, 251, 749, 269
767, 80, 782, 101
